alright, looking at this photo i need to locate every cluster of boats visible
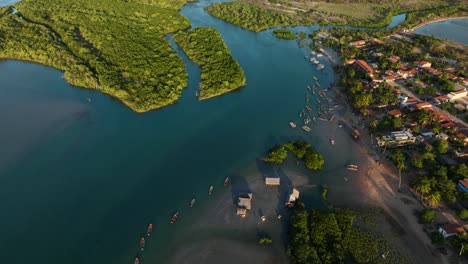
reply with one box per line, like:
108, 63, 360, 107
131, 177, 230, 264
307, 51, 325, 71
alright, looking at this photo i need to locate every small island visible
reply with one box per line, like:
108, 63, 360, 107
272, 29, 295, 40
263, 141, 324, 171
174, 27, 246, 100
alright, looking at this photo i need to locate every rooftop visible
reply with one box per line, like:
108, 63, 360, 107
441, 224, 465, 234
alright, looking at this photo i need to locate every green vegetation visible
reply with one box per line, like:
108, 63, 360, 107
0, 0, 191, 112
420, 209, 436, 223
430, 231, 445, 244
173, 27, 246, 100
262, 145, 288, 164
321, 188, 328, 200
205, 0, 467, 32
205, 2, 299, 32
284, 141, 325, 171
263, 141, 324, 171
458, 209, 468, 220
258, 237, 273, 245
272, 29, 295, 40
287, 203, 403, 264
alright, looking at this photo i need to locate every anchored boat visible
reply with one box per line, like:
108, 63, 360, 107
302, 126, 312, 132
208, 185, 214, 195
190, 198, 196, 207
134, 257, 139, 264
170, 212, 179, 224
346, 164, 359, 171
224, 177, 230, 187
147, 223, 153, 236
289, 122, 297, 128
140, 237, 145, 250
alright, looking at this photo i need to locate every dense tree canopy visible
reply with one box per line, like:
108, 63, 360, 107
173, 27, 246, 100
1, 0, 191, 112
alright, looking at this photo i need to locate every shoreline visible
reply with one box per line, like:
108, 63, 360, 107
410, 16, 468, 31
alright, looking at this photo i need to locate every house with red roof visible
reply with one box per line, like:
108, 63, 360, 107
415, 61, 431, 69
349, 40, 366, 47
354, 60, 374, 76
458, 179, 468, 192
388, 109, 402, 117
439, 224, 465, 238
414, 102, 432, 110
425, 67, 442, 76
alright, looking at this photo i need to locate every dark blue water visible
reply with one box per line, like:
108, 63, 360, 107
414, 18, 468, 45
0, 1, 404, 264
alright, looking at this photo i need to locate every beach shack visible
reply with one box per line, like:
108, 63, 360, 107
237, 193, 253, 217
265, 177, 280, 186
439, 224, 465, 238
458, 179, 468, 193
286, 188, 300, 208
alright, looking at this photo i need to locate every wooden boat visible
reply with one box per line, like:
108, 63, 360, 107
224, 177, 230, 187
170, 212, 179, 224
208, 185, 214, 195
134, 257, 140, 264
140, 237, 145, 250
305, 106, 312, 112
190, 198, 196, 207
147, 223, 153, 236
302, 126, 312, 132
289, 122, 297, 128
346, 164, 359, 171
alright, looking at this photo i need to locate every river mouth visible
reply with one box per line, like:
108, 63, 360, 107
0, 1, 411, 264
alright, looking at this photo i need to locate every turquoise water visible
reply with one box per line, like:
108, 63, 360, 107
0, 0, 20, 7
0, 1, 406, 264
414, 18, 468, 45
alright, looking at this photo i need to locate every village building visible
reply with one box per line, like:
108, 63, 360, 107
414, 102, 432, 110
459, 179, 468, 192
354, 60, 374, 76
425, 67, 442, 76
400, 96, 418, 107
286, 188, 300, 208
265, 177, 280, 186
377, 131, 417, 147
432, 95, 449, 104
236, 193, 253, 217
371, 38, 384, 45
448, 89, 467, 102
388, 109, 402, 118
439, 224, 465, 238
455, 132, 468, 146
415, 61, 432, 69
349, 40, 366, 47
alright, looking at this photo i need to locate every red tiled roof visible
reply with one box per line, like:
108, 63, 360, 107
442, 224, 465, 235
349, 40, 366, 46
355, 60, 373, 74
414, 102, 432, 110
388, 109, 402, 117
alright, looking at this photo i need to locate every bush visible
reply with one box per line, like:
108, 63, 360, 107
258, 237, 272, 245
458, 209, 468, 220
421, 209, 436, 223
262, 145, 288, 164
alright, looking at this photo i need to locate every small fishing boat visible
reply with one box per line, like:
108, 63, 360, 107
346, 164, 359, 171
208, 185, 214, 195
312, 76, 318, 81
317, 53, 323, 57
289, 122, 297, 128
170, 212, 179, 224
330, 139, 335, 145
316, 64, 325, 70
302, 126, 312, 132
147, 223, 153, 236
224, 177, 230, 187
195, 91, 199, 97
86, 97, 92, 102
190, 198, 196, 207
134, 257, 140, 264
140, 237, 145, 250
305, 106, 312, 112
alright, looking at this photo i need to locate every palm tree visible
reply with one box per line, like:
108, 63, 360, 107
426, 192, 442, 207
415, 178, 432, 201
397, 161, 405, 190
